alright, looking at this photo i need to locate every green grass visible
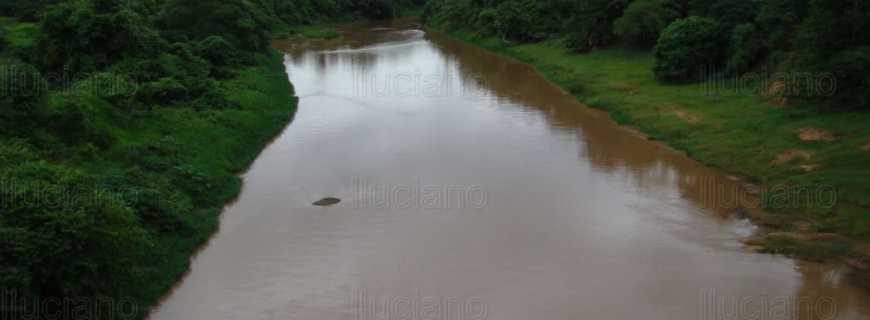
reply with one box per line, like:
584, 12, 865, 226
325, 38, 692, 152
441, 30, 870, 251
272, 24, 342, 40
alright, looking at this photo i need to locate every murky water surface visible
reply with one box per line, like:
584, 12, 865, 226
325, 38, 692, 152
149, 20, 870, 320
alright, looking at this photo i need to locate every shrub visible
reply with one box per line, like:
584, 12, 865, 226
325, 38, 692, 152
614, 0, 678, 47
691, 0, 759, 31
75, 72, 138, 101
44, 93, 115, 148
137, 77, 188, 105
195, 36, 241, 67
477, 8, 498, 35
191, 88, 239, 111
653, 16, 726, 82
157, 0, 272, 52
0, 161, 150, 298
724, 23, 766, 75
565, 0, 629, 53
36, 0, 168, 75
0, 63, 47, 135
494, 0, 542, 42
125, 187, 193, 234
357, 0, 395, 19
822, 47, 870, 109
0, 0, 61, 21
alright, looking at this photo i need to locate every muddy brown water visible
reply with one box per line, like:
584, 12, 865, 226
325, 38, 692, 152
149, 20, 870, 320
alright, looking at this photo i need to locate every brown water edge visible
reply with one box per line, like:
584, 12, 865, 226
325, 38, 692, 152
148, 19, 870, 320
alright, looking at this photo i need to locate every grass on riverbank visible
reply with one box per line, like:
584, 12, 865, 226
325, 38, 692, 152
441, 30, 870, 259
275, 24, 342, 39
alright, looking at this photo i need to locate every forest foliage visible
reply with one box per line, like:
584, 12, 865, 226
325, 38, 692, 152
423, 0, 870, 109
0, 0, 421, 319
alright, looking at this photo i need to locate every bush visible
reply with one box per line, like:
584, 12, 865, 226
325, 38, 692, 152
614, 0, 678, 47
691, 0, 759, 31
125, 187, 193, 234
823, 47, 870, 109
494, 0, 543, 42
477, 8, 498, 35
44, 93, 115, 148
357, 0, 395, 19
565, 0, 629, 53
137, 77, 188, 105
0, 63, 47, 135
653, 16, 726, 82
195, 36, 241, 67
191, 88, 239, 111
74, 72, 138, 101
157, 0, 272, 53
724, 23, 766, 75
0, 0, 61, 21
0, 161, 150, 299
36, 0, 168, 75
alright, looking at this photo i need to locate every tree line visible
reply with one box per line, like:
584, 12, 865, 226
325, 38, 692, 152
423, 0, 870, 109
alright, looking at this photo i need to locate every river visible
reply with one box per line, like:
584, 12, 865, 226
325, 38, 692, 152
148, 19, 870, 320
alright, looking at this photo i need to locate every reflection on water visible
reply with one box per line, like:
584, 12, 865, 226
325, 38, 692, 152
150, 19, 870, 320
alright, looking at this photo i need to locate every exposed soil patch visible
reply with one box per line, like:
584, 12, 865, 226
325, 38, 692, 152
862, 143, 870, 151
800, 164, 822, 172
764, 81, 790, 107
610, 83, 638, 93
798, 127, 836, 142
674, 110, 703, 124
771, 150, 814, 165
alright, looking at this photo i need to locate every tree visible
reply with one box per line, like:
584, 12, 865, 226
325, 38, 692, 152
35, 0, 167, 75
356, 0, 396, 19
653, 16, 725, 81
0, 63, 47, 136
565, 0, 629, 52
0, 160, 150, 301
614, 0, 679, 47
493, 0, 543, 42
157, 0, 272, 52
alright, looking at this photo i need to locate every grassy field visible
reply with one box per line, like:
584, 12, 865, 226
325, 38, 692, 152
442, 31, 870, 260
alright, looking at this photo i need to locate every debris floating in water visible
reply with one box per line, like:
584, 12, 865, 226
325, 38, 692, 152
313, 197, 341, 207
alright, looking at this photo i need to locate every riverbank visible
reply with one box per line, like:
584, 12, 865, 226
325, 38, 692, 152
433, 30, 870, 268
129, 52, 299, 318
2, 17, 299, 320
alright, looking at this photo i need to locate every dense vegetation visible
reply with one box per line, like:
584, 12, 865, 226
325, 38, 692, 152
0, 0, 420, 319
424, 0, 870, 108
425, 0, 870, 262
